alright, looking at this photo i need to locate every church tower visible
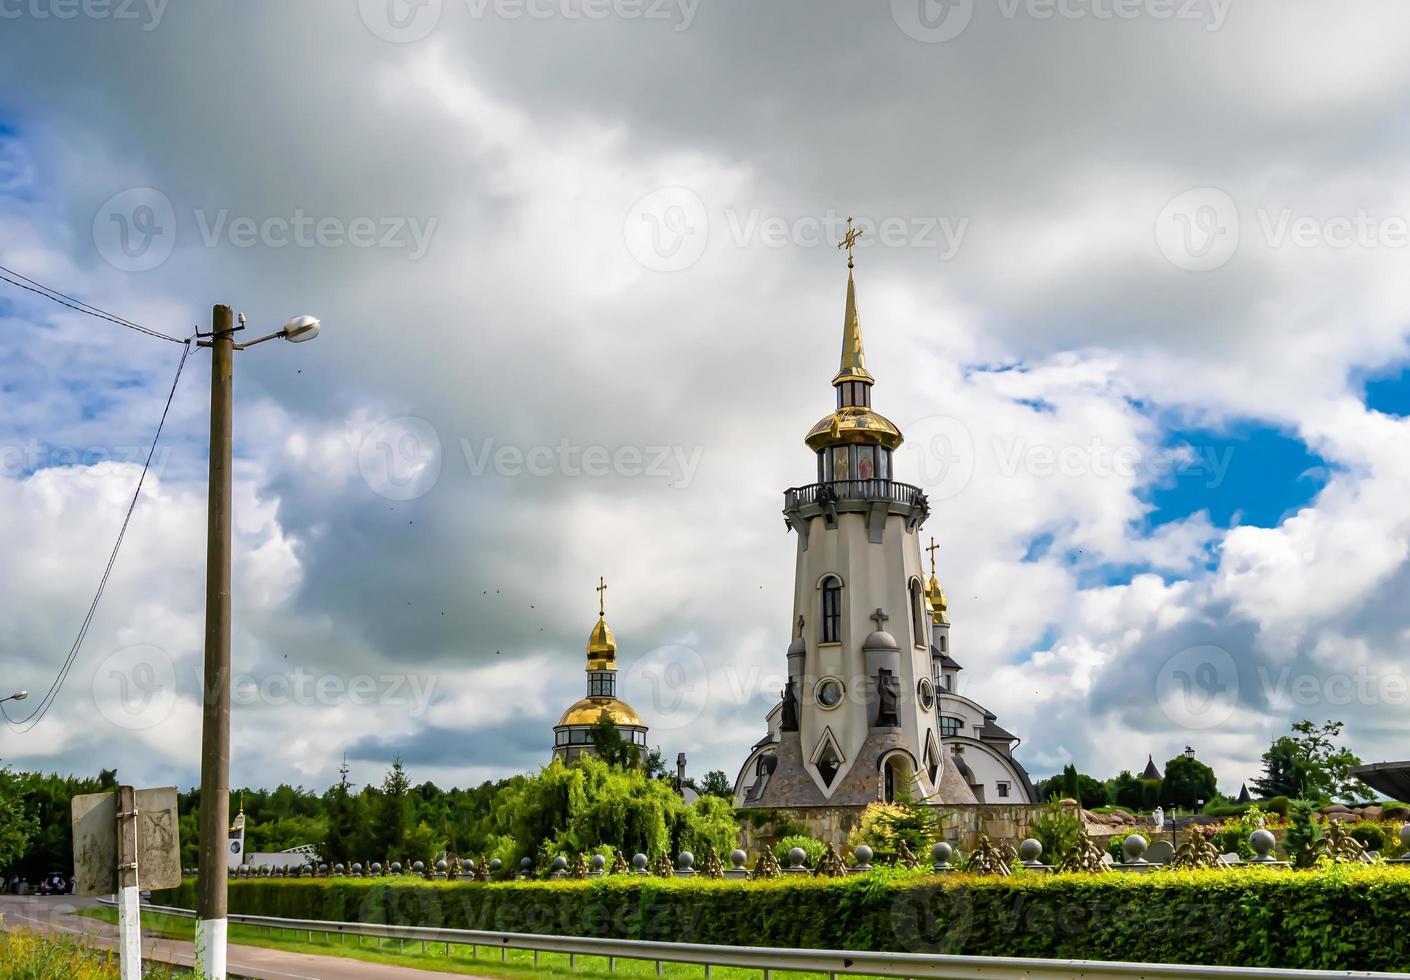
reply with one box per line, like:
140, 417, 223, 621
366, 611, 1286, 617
552, 578, 649, 762
734, 223, 977, 808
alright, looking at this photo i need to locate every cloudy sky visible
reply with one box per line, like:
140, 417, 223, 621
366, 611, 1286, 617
2, 0, 1410, 799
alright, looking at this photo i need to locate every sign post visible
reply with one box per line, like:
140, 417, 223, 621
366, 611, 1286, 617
72, 786, 182, 980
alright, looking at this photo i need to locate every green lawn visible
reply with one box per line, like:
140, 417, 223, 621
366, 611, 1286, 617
78, 907, 884, 980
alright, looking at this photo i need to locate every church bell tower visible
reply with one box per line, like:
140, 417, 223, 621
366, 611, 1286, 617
734, 221, 977, 808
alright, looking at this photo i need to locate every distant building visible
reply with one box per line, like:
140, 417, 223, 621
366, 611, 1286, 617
551, 579, 649, 762
1142, 755, 1163, 780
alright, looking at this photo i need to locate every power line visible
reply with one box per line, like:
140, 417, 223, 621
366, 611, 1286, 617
2, 338, 194, 734
0, 263, 188, 345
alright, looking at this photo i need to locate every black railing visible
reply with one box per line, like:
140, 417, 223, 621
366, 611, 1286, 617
784, 480, 927, 511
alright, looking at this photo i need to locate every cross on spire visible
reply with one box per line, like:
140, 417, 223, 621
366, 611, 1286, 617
837, 215, 864, 269
870, 607, 889, 629
926, 538, 940, 577
596, 576, 607, 617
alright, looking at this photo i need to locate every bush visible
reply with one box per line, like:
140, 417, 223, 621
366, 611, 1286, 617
150, 865, 1410, 971
1348, 824, 1386, 853
1264, 796, 1290, 818
1029, 798, 1080, 860
773, 834, 825, 867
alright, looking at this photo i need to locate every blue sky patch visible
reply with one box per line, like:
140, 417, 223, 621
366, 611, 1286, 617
1140, 423, 1327, 530
1362, 364, 1410, 419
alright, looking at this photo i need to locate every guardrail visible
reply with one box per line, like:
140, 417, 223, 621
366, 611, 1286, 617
107, 900, 1404, 979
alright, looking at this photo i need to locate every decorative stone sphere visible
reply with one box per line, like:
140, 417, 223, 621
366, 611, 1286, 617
677, 851, 695, 871
334, 863, 345, 875
490, 858, 502, 872
632, 853, 648, 871
1122, 835, 1148, 862
464, 858, 476, 871
788, 846, 807, 868
854, 844, 874, 866
351, 863, 362, 875
730, 849, 748, 869
390, 862, 402, 874
591, 854, 607, 871
371, 862, 382, 875
1019, 839, 1043, 863
1250, 829, 1277, 859
413, 861, 425, 874
318, 864, 328, 874
931, 842, 952, 865
550, 855, 567, 873
520, 857, 533, 871
435, 860, 448, 873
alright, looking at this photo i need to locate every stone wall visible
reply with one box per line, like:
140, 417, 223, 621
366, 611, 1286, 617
738, 802, 1071, 854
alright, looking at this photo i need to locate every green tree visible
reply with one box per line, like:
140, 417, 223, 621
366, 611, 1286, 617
588, 713, 640, 769
320, 760, 367, 865
1256, 720, 1364, 802
692, 769, 734, 799
1108, 770, 1144, 810
1160, 753, 1218, 810
372, 757, 414, 861
0, 766, 38, 868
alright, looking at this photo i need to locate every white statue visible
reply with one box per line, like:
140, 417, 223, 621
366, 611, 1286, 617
1153, 806, 1165, 832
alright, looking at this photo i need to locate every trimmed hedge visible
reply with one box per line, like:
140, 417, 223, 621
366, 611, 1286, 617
153, 866, 1410, 971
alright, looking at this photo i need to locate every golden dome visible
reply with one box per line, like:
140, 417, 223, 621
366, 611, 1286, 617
586, 614, 617, 671
556, 696, 645, 729
805, 406, 904, 451
927, 574, 949, 625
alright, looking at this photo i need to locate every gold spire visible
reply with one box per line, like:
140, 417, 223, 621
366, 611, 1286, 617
925, 537, 948, 625
587, 576, 616, 670
833, 218, 875, 386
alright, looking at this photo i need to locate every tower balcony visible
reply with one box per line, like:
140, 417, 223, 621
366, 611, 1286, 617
783, 479, 929, 541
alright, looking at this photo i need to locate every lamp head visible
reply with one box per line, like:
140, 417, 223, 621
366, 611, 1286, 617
282, 315, 321, 343
8, 690, 26, 702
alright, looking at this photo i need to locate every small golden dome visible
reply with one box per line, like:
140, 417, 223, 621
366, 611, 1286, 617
556, 696, 644, 729
586, 614, 617, 671
927, 574, 949, 625
805, 406, 904, 451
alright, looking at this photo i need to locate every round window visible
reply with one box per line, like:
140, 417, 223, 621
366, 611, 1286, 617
917, 677, 936, 711
815, 677, 844, 709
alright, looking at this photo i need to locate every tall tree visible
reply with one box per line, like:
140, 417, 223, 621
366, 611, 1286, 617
0, 766, 38, 868
373, 757, 413, 861
1255, 720, 1364, 802
320, 758, 366, 865
1160, 753, 1218, 810
588, 713, 640, 769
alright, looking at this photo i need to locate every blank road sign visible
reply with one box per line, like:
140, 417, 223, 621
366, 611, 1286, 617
71, 787, 182, 897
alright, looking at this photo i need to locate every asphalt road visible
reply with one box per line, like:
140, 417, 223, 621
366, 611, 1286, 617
0, 894, 491, 980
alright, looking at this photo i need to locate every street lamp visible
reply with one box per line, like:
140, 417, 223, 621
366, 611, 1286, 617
0, 691, 27, 704
193, 305, 320, 980
1184, 745, 1195, 760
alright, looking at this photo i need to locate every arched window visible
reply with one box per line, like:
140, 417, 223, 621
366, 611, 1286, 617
820, 576, 842, 643
909, 580, 926, 646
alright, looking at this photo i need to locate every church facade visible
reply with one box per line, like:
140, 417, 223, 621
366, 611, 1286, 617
551, 580, 649, 762
733, 236, 1032, 809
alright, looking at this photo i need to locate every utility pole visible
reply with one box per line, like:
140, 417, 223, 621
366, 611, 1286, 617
189, 305, 320, 977
195, 303, 234, 979
115, 784, 141, 980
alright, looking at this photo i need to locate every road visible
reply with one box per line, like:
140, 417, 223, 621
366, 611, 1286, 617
0, 894, 491, 979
